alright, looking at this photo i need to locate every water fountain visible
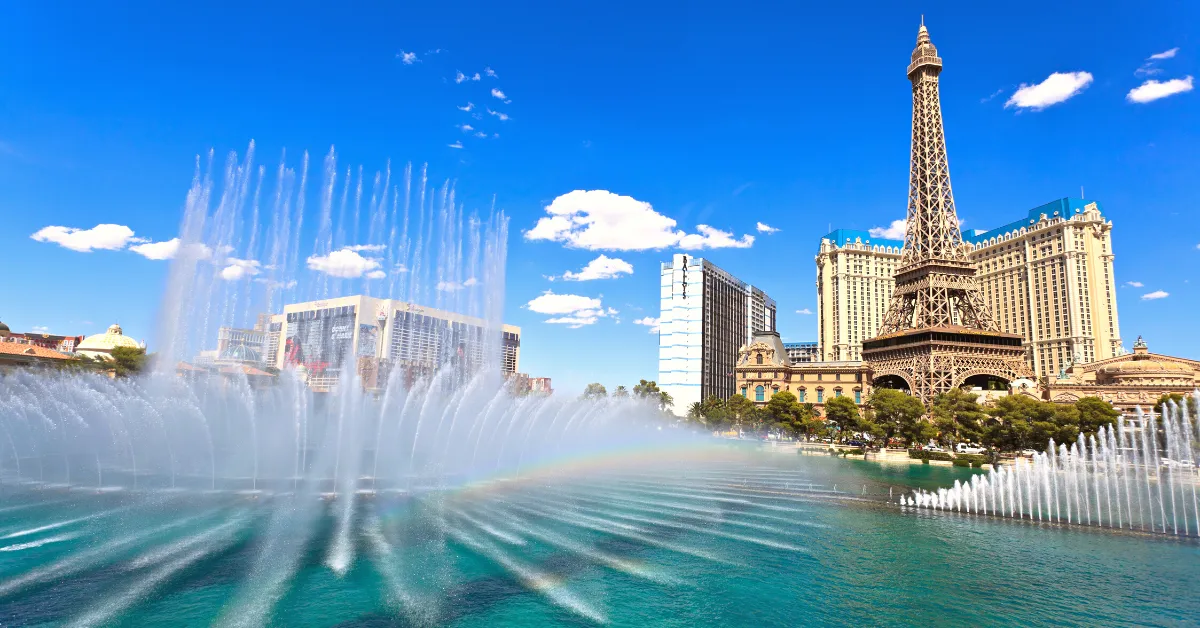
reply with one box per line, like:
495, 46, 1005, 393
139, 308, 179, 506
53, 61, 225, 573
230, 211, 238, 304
2, 143, 1198, 625
901, 395, 1200, 537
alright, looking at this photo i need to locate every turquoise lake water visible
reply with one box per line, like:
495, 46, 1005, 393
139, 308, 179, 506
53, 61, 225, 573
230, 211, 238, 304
1, 447, 1197, 626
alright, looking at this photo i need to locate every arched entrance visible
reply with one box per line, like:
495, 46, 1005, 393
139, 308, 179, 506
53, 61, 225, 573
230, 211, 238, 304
872, 374, 911, 392
960, 373, 1010, 392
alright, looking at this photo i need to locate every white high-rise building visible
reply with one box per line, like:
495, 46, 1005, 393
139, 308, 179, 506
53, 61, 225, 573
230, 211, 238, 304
659, 254, 776, 415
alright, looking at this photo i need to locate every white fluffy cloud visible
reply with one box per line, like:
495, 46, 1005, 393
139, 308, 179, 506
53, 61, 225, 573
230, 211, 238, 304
32, 325, 49, 333
459, 124, 474, 132
306, 247, 383, 278
366, 270, 387, 280
1142, 290, 1169, 300
487, 108, 509, 121
491, 88, 507, 100
525, 190, 754, 251
1127, 76, 1194, 103
1005, 72, 1093, 110
485, 66, 498, 78
869, 219, 907, 240
633, 316, 660, 333
397, 50, 418, 64
1124, 281, 1144, 288
557, 254, 634, 281
31, 224, 139, 252
129, 238, 181, 260
458, 102, 474, 112
756, 222, 780, 234
454, 70, 481, 83
220, 258, 261, 281
448, 141, 463, 149
796, 308, 813, 315
525, 291, 614, 328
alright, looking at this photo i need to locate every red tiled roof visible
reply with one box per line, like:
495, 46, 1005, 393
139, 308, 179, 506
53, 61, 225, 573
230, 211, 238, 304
0, 342, 73, 360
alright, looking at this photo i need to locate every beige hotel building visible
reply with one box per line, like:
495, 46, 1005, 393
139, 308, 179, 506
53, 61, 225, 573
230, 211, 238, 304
817, 198, 1122, 379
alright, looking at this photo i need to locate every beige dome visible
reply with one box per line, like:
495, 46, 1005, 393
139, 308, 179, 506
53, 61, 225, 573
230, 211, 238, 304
77, 324, 141, 360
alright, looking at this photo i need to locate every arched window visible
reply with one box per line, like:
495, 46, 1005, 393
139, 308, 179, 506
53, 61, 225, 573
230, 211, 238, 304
741, 387, 747, 397
756, 354, 763, 365
798, 388, 806, 402
855, 390, 862, 404
816, 389, 824, 403
755, 385, 765, 402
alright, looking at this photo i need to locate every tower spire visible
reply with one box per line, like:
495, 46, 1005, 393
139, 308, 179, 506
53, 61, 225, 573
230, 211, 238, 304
862, 21, 1033, 404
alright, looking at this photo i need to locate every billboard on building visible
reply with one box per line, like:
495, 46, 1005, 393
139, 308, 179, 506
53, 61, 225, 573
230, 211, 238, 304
284, 305, 357, 376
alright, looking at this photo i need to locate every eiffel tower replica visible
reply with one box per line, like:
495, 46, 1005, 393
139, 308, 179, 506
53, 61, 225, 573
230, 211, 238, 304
862, 20, 1033, 404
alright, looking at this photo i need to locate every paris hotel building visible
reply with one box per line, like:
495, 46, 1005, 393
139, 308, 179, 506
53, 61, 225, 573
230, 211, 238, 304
816, 198, 1122, 379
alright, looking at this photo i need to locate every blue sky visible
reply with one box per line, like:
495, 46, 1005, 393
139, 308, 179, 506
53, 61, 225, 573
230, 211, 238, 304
2, 1, 1198, 393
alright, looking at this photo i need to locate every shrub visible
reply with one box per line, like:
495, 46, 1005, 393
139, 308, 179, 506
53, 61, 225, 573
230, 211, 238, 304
922, 459, 930, 464
908, 449, 954, 462
843, 448, 865, 456
952, 459, 970, 467
972, 462, 983, 468
954, 454, 990, 466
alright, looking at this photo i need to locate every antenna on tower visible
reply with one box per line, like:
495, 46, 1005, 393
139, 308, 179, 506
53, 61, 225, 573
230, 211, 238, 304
921, 14, 925, 26
1080, 185, 1085, 199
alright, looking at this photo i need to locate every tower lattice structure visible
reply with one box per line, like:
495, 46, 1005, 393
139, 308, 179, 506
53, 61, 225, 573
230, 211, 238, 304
862, 22, 1033, 405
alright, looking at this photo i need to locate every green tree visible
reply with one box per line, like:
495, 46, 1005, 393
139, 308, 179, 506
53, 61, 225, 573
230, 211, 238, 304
581, 383, 608, 400
870, 388, 928, 446
1075, 397, 1119, 439
930, 388, 988, 447
765, 390, 800, 422
725, 394, 755, 429
658, 390, 674, 413
687, 402, 704, 422
1154, 393, 1186, 415
700, 396, 734, 432
110, 346, 149, 377
632, 379, 661, 398
613, 385, 629, 398
824, 396, 861, 439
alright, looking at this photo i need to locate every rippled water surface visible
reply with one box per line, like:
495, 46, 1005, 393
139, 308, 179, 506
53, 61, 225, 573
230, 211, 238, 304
1, 448, 1197, 627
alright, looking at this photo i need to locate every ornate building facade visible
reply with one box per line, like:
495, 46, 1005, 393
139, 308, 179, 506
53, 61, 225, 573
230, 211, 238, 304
1044, 337, 1199, 414
816, 230, 903, 361
735, 331, 871, 415
819, 199, 1122, 379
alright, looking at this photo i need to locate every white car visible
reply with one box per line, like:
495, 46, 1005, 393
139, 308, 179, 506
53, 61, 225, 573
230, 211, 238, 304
956, 443, 986, 455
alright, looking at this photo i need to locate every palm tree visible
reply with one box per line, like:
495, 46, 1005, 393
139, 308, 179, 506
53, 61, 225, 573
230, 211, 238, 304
659, 390, 674, 413
687, 402, 703, 421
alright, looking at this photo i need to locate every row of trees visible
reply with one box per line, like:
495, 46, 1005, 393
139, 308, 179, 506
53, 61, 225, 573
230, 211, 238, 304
581, 379, 674, 412
679, 385, 1124, 454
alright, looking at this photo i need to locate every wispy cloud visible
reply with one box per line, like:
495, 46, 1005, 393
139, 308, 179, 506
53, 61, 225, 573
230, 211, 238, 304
1124, 281, 1144, 288
633, 316, 660, 333
487, 108, 509, 121
220, 257, 261, 281
1142, 290, 1169, 300
981, 88, 1005, 103
458, 123, 474, 132
796, 308, 812, 315
448, 141, 463, 149
1127, 76, 1194, 103
31, 325, 49, 333
474, 131, 487, 138
1149, 47, 1180, 60
485, 66, 498, 78
869, 219, 906, 240
454, 70, 481, 84
756, 222, 780, 234
491, 88, 507, 100
457, 102, 475, 112
1006, 72, 1093, 110
396, 50, 419, 65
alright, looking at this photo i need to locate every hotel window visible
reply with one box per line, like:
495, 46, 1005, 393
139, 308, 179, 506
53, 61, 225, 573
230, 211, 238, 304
817, 389, 824, 403
755, 386, 765, 402
855, 390, 861, 404
799, 389, 806, 402
756, 354, 763, 365
835, 389, 842, 398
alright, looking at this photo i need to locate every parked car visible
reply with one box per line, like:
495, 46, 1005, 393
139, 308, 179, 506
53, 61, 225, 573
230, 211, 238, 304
956, 443, 986, 455
924, 443, 947, 453
846, 440, 866, 447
